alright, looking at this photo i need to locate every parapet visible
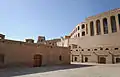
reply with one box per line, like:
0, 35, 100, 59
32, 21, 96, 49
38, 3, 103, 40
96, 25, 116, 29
64, 36, 71, 39
86, 8, 120, 21
25, 39, 34, 43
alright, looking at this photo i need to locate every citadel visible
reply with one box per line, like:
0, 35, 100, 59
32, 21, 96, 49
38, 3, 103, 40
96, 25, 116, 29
0, 8, 120, 68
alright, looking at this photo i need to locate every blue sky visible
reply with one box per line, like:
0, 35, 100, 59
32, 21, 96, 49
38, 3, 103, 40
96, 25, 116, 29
0, 0, 120, 42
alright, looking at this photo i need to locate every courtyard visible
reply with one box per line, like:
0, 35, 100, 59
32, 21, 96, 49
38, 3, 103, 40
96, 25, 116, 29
0, 63, 120, 77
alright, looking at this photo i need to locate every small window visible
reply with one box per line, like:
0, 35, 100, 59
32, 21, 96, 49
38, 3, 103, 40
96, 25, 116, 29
78, 33, 80, 37
88, 49, 90, 51
94, 49, 97, 51
70, 50, 72, 51
105, 48, 109, 50
82, 49, 84, 51
78, 26, 80, 30
73, 45, 77, 49
76, 50, 78, 51
59, 55, 62, 61
100, 48, 103, 50
69, 46, 71, 49
115, 48, 118, 50
82, 31, 85, 36
82, 24, 85, 29
52, 43, 54, 45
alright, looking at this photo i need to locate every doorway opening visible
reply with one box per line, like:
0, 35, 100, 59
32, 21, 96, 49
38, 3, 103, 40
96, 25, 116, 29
33, 54, 42, 67
85, 57, 88, 62
75, 57, 77, 61
99, 57, 106, 64
116, 58, 120, 63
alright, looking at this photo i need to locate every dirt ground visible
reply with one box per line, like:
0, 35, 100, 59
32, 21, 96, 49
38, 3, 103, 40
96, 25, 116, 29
0, 63, 120, 77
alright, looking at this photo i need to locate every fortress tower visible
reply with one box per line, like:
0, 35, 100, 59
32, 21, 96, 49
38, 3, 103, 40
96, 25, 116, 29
37, 36, 46, 44
0, 34, 5, 39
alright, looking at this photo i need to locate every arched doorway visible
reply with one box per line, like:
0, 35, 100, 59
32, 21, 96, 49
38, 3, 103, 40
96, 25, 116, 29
116, 58, 120, 63
99, 57, 106, 64
85, 57, 88, 62
33, 54, 42, 67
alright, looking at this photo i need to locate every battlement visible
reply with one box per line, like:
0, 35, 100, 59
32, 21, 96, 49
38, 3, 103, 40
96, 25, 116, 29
25, 39, 34, 43
0, 39, 37, 47
0, 33, 37, 47
0, 34, 66, 48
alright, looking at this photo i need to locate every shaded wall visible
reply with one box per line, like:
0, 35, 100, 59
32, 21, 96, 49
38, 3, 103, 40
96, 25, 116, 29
0, 41, 70, 67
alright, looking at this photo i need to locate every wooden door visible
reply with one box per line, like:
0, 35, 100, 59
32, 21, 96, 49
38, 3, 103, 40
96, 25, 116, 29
99, 57, 106, 64
33, 54, 42, 67
116, 58, 120, 63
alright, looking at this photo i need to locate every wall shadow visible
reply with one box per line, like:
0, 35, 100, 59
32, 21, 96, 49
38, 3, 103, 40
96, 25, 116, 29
0, 64, 95, 77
